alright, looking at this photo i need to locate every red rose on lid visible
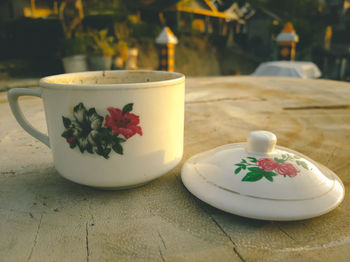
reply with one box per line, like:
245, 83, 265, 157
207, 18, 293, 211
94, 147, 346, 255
275, 162, 300, 177
257, 158, 279, 171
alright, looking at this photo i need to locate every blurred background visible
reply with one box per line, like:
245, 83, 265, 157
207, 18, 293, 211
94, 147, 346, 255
0, 0, 349, 80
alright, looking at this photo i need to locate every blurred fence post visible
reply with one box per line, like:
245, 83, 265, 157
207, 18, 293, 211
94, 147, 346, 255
155, 27, 178, 72
276, 22, 299, 61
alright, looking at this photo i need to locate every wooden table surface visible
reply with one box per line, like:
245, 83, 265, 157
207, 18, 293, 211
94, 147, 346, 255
0, 76, 350, 262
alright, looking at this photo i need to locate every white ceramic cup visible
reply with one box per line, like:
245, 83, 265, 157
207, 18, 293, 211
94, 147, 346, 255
8, 70, 185, 189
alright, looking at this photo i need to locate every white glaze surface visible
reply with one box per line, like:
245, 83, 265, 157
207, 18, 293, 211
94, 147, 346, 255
181, 133, 345, 221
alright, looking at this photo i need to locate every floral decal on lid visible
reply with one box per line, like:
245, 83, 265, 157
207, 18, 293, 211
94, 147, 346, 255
234, 154, 309, 182
61, 102, 142, 159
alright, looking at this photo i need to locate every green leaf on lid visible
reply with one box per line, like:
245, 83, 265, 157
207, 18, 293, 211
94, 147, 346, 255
242, 172, 263, 182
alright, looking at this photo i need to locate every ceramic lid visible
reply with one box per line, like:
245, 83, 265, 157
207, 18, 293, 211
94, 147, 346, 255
181, 131, 345, 221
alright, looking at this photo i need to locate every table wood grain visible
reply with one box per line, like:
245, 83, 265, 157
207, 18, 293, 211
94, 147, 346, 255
0, 76, 349, 262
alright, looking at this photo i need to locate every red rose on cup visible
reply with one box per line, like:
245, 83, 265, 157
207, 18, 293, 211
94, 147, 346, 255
105, 107, 143, 139
66, 136, 77, 144
257, 158, 279, 171
275, 162, 300, 177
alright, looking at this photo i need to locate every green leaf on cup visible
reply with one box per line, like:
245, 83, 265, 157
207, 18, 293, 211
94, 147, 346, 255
88, 108, 97, 116
61, 129, 73, 138
112, 142, 123, 155
122, 103, 133, 115
62, 116, 71, 128
116, 136, 126, 143
69, 140, 77, 149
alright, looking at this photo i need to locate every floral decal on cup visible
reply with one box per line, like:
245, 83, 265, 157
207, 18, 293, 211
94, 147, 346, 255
61, 102, 142, 159
104, 106, 142, 139
234, 154, 309, 182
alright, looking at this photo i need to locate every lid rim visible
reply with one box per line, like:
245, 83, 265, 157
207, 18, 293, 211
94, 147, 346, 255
192, 163, 337, 202
182, 162, 344, 221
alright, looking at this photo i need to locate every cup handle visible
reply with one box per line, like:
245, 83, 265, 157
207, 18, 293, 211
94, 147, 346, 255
8, 88, 50, 147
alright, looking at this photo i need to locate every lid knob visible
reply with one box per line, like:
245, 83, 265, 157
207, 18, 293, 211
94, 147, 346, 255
247, 131, 277, 154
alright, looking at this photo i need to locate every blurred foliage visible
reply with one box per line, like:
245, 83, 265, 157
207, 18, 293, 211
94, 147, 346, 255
83, 12, 129, 30
208, 34, 228, 48
58, 0, 84, 38
124, 0, 180, 10
130, 22, 161, 38
62, 31, 88, 57
0, 0, 339, 75
86, 29, 115, 56
84, 0, 121, 11
114, 22, 131, 41
247, 0, 320, 18
222, 0, 327, 55
114, 40, 128, 62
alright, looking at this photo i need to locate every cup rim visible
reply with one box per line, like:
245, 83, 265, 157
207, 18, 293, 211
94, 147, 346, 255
39, 70, 185, 90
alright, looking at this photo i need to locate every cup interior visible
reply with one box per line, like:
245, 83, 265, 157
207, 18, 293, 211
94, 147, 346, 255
40, 70, 184, 89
